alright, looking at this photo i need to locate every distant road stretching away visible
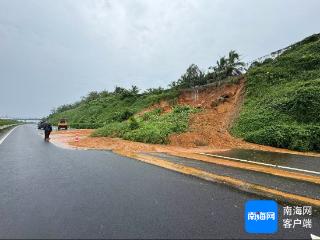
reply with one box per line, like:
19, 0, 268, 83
0, 125, 318, 238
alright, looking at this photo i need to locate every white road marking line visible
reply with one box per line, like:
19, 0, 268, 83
200, 153, 320, 175
0, 126, 19, 145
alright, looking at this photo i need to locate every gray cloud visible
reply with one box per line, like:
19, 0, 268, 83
0, 0, 319, 117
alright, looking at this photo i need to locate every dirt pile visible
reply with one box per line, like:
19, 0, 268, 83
169, 79, 246, 148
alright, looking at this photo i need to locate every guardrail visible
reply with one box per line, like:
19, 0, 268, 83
244, 40, 299, 69
179, 75, 243, 93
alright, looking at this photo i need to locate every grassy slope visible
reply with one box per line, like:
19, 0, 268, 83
93, 106, 199, 144
231, 34, 320, 151
48, 89, 179, 129
0, 119, 18, 126
48, 88, 196, 144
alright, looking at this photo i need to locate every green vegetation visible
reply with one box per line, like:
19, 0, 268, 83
47, 86, 179, 129
92, 106, 199, 144
0, 119, 18, 127
170, 50, 244, 89
232, 34, 320, 152
47, 50, 244, 143
47, 34, 320, 151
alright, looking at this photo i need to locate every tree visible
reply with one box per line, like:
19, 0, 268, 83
114, 86, 127, 95
144, 87, 164, 95
168, 81, 177, 89
100, 90, 111, 98
130, 85, 139, 95
216, 56, 228, 79
225, 50, 245, 76
113, 85, 139, 99
83, 91, 99, 102
208, 50, 245, 82
176, 64, 206, 88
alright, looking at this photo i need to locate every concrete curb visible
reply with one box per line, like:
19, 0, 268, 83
167, 152, 320, 185
115, 150, 320, 209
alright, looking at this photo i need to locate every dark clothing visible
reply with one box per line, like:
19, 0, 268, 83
44, 124, 52, 141
44, 131, 50, 140
44, 124, 52, 132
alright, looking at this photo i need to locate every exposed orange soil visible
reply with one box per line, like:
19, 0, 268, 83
169, 80, 246, 148
51, 130, 212, 153
50, 127, 320, 156
51, 79, 320, 157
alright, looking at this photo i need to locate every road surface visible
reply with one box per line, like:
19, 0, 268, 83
0, 125, 318, 239
203, 149, 320, 176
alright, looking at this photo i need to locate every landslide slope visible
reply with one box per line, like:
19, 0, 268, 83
231, 34, 320, 151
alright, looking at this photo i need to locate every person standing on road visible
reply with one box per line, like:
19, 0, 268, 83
44, 122, 52, 142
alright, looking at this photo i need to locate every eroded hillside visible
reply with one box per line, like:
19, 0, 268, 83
169, 80, 245, 148
48, 34, 320, 152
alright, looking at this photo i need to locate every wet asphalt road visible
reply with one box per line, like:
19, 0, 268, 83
210, 149, 320, 174
146, 153, 320, 199
0, 125, 319, 239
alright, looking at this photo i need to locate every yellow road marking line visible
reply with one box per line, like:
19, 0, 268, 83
167, 152, 320, 185
115, 151, 320, 208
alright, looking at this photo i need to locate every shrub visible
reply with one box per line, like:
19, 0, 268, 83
232, 34, 320, 152
91, 122, 130, 137
286, 84, 320, 123
112, 109, 134, 122
142, 108, 162, 121
124, 126, 168, 144
172, 105, 193, 113
70, 122, 103, 129
244, 124, 320, 152
128, 117, 139, 130
93, 105, 198, 144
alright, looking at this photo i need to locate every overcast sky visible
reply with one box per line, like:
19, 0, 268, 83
0, 0, 319, 118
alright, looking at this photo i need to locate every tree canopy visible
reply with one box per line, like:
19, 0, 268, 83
173, 50, 244, 89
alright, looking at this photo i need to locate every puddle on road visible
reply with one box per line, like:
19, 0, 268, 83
208, 149, 320, 173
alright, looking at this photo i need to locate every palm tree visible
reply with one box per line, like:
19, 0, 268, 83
209, 50, 245, 81
130, 85, 139, 95
214, 56, 228, 79
226, 50, 245, 76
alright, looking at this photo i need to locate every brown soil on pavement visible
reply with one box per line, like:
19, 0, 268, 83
51, 130, 211, 153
